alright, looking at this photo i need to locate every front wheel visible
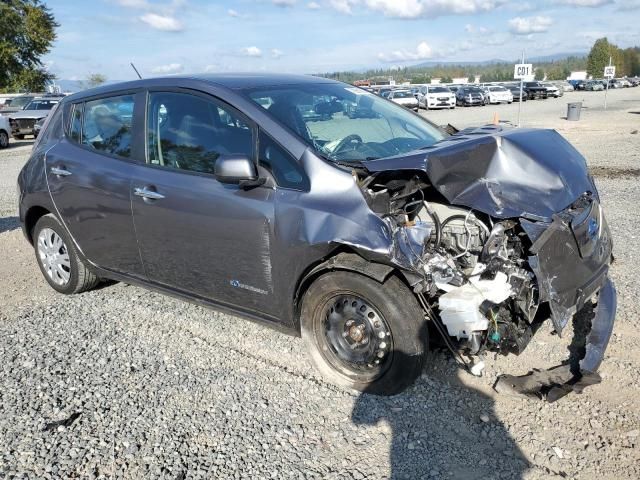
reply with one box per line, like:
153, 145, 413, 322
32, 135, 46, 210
33, 214, 101, 294
301, 272, 427, 395
0, 131, 8, 148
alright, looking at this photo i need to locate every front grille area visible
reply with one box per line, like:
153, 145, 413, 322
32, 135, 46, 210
11, 118, 36, 130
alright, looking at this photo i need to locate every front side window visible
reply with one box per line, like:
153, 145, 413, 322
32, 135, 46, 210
82, 95, 135, 158
146, 92, 253, 175
258, 131, 308, 190
243, 83, 445, 163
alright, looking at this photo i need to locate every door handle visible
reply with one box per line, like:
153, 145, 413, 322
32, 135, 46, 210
51, 166, 72, 177
133, 187, 165, 200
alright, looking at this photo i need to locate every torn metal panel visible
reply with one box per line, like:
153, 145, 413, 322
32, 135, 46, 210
494, 278, 616, 402
363, 126, 598, 221
525, 196, 613, 334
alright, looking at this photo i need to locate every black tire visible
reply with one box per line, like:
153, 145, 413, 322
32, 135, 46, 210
0, 130, 8, 148
301, 272, 427, 395
33, 214, 101, 294
15, 134, 25, 140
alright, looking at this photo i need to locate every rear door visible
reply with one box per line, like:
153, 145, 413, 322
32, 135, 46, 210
45, 92, 145, 277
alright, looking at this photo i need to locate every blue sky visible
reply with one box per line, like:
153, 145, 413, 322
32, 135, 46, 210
45, 0, 640, 80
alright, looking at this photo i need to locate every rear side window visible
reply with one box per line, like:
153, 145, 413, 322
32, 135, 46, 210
146, 92, 253, 175
82, 95, 135, 158
69, 104, 82, 142
258, 131, 308, 190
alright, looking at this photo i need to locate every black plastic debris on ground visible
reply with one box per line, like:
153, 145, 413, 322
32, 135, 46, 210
43, 412, 82, 431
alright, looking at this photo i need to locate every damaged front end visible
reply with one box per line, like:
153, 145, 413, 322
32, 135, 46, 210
356, 125, 617, 401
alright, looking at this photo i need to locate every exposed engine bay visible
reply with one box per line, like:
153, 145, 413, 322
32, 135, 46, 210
355, 161, 615, 401
359, 172, 540, 358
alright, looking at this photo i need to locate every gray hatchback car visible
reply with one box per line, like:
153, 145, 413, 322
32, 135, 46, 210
18, 74, 616, 398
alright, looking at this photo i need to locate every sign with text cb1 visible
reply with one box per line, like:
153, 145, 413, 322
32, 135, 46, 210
514, 63, 534, 81
604, 66, 616, 78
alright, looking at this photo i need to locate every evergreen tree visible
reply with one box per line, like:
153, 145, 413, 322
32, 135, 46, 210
0, 0, 58, 92
587, 38, 614, 77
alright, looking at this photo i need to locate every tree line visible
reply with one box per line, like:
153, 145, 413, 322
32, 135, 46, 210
323, 40, 640, 84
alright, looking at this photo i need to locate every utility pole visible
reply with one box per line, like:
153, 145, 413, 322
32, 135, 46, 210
604, 56, 611, 110
517, 50, 524, 128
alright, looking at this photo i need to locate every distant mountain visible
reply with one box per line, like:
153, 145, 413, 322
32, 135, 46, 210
51, 79, 128, 94
411, 52, 586, 68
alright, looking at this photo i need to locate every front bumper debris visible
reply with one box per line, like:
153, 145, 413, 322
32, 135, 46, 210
494, 278, 616, 402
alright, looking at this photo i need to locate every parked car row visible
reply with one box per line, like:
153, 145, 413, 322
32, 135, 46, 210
570, 77, 639, 90
365, 79, 576, 111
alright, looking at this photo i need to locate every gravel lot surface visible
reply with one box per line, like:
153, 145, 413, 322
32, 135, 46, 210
1, 87, 639, 479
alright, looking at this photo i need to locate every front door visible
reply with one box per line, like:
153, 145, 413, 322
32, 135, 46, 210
45, 93, 145, 277
130, 91, 280, 320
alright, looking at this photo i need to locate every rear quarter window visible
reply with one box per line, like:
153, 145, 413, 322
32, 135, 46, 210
82, 95, 135, 158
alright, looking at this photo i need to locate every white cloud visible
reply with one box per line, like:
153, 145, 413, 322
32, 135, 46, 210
271, 48, 284, 58
329, 0, 355, 13
464, 23, 489, 34
151, 63, 184, 74
228, 9, 240, 17
307, 1, 321, 8
114, 0, 149, 7
242, 46, 263, 57
273, 0, 297, 6
328, 0, 507, 18
556, 0, 613, 6
378, 41, 433, 62
508, 16, 553, 34
140, 12, 184, 31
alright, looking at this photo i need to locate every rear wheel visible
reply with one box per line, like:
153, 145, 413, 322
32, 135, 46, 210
0, 131, 8, 148
301, 272, 427, 395
33, 214, 101, 294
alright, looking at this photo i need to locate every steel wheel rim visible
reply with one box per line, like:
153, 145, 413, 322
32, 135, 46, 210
37, 228, 71, 286
317, 294, 393, 381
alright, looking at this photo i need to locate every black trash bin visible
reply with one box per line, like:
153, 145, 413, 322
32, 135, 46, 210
567, 102, 582, 121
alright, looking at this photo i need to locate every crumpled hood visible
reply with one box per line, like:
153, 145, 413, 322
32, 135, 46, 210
363, 125, 597, 220
9, 110, 51, 120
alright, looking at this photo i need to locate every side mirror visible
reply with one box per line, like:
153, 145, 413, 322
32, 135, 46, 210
215, 154, 259, 185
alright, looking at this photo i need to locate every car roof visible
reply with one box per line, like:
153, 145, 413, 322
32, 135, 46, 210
66, 73, 340, 102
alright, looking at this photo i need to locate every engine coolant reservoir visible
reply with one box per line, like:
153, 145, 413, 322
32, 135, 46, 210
438, 271, 512, 339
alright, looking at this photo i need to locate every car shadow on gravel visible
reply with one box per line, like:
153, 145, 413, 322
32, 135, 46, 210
0, 216, 20, 234
351, 324, 531, 480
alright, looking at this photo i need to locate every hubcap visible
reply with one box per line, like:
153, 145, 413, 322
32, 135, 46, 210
320, 295, 392, 378
37, 228, 71, 286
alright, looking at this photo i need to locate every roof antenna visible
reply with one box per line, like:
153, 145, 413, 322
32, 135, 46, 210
130, 62, 142, 79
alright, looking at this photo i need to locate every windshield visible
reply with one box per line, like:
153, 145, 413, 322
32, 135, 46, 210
243, 82, 446, 163
24, 99, 58, 111
429, 87, 450, 93
489, 86, 507, 92
392, 91, 413, 98
8, 96, 34, 109
463, 88, 483, 94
